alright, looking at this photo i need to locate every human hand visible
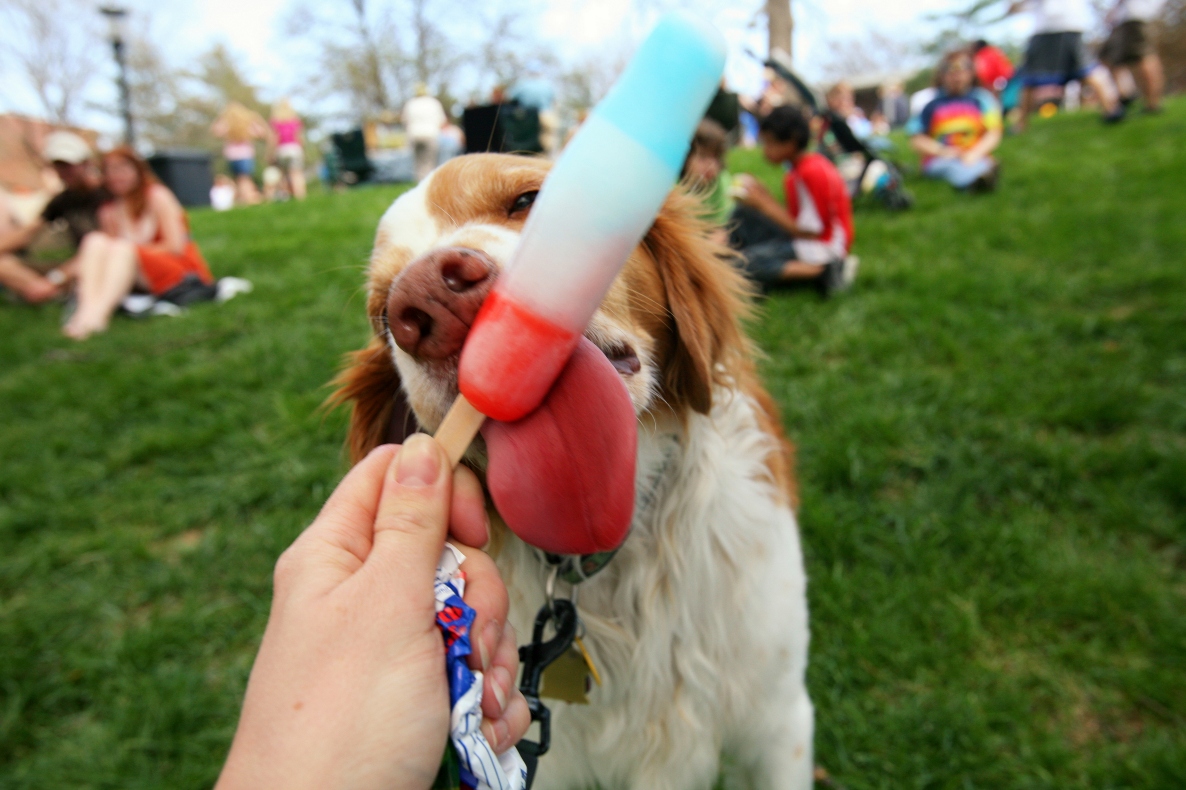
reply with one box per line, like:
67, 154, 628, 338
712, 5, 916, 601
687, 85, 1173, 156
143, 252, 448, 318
216, 435, 530, 790
732, 174, 776, 209
960, 149, 983, 165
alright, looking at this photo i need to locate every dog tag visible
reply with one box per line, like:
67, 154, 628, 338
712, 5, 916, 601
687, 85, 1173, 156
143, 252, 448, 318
540, 648, 592, 704
574, 636, 602, 687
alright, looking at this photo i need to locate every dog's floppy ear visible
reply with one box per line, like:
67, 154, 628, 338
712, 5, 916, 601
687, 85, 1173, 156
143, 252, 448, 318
643, 190, 754, 414
328, 338, 418, 465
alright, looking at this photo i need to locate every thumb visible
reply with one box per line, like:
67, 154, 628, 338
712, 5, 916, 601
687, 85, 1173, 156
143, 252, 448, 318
366, 433, 452, 589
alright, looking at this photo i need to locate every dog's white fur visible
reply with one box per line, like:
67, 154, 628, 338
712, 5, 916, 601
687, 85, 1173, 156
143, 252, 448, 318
360, 165, 814, 790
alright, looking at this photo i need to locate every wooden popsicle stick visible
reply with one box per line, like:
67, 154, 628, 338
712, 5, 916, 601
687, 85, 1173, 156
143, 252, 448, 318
434, 394, 487, 468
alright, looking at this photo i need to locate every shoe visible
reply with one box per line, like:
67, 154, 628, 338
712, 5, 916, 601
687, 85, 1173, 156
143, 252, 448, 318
842, 254, 860, 288
1102, 107, 1126, 124
120, 294, 156, 317
817, 258, 854, 298
969, 162, 1000, 194
216, 276, 254, 303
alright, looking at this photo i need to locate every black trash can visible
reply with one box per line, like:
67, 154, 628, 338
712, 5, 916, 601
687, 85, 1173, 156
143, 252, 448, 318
148, 149, 213, 207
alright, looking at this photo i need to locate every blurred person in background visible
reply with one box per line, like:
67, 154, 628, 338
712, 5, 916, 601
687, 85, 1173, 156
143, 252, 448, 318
1007, 0, 1125, 129
824, 81, 873, 140
0, 132, 106, 304
705, 78, 743, 146
679, 119, 733, 241
907, 50, 1003, 192
509, 62, 559, 155
1100, 0, 1166, 113
972, 39, 1016, 99
63, 148, 214, 340
270, 98, 307, 200
729, 106, 858, 297
210, 174, 236, 212
879, 81, 910, 128
402, 85, 446, 183
212, 102, 270, 205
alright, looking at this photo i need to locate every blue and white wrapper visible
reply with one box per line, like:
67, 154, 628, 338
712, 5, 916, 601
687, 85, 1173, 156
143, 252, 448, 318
434, 544, 528, 790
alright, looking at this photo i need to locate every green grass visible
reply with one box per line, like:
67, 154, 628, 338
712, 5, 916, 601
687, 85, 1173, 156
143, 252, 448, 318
3, 103, 1185, 788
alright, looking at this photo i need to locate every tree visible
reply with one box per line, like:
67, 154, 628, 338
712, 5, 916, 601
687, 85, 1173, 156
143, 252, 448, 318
123, 39, 269, 154
556, 51, 630, 115
0, 0, 100, 124
405, 0, 462, 96
1160, 0, 1186, 92
818, 32, 922, 82
283, 0, 472, 122
471, 9, 559, 102
284, 0, 404, 122
767, 0, 793, 60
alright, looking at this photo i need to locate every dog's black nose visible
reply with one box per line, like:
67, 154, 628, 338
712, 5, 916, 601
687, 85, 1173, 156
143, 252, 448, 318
385, 247, 497, 359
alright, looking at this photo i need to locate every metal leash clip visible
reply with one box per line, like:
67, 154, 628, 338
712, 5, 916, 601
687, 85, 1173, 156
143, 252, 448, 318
515, 567, 580, 788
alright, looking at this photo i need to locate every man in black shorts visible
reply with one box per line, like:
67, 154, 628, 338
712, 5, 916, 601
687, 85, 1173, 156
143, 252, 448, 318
0, 131, 107, 303
1007, 0, 1125, 131
1100, 0, 1165, 113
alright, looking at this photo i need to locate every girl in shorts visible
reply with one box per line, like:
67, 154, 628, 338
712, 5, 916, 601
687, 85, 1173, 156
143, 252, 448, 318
212, 102, 269, 205
270, 98, 307, 200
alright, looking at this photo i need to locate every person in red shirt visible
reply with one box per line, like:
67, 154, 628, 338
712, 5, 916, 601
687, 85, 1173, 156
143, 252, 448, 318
730, 105, 858, 296
972, 40, 1016, 98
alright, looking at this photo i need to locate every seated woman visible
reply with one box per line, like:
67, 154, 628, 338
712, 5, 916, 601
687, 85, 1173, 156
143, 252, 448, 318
63, 147, 214, 340
907, 50, 1003, 192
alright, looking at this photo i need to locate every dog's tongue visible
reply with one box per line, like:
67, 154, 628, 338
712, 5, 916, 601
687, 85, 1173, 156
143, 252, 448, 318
480, 338, 637, 556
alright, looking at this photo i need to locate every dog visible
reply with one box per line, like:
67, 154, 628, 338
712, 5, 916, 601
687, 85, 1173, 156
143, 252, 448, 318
334, 153, 814, 790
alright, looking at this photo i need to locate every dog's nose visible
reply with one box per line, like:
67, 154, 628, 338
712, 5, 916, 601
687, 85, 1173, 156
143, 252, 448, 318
386, 247, 497, 359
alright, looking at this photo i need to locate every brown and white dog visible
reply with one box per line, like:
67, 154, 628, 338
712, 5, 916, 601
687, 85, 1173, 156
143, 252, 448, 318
334, 154, 813, 790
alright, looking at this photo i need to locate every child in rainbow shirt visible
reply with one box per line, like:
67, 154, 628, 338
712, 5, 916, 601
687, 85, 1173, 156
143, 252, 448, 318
907, 50, 1003, 192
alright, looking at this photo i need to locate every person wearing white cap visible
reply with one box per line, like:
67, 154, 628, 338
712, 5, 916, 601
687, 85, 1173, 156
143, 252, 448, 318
0, 130, 106, 303
402, 85, 446, 183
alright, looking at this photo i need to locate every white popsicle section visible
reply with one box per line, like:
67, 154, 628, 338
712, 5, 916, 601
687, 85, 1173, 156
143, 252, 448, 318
497, 113, 675, 330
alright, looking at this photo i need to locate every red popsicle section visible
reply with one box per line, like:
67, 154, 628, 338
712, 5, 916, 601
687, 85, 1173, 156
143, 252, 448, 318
459, 290, 581, 423
481, 337, 637, 556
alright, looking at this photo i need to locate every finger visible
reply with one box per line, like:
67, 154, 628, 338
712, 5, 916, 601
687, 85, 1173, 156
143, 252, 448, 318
482, 691, 531, 755
285, 444, 399, 586
450, 465, 489, 547
480, 624, 518, 719
453, 546, 509, 674
366, 434, 452, 590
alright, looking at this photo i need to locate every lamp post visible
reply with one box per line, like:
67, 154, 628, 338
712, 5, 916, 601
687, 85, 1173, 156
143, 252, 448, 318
99, 5, 134, 146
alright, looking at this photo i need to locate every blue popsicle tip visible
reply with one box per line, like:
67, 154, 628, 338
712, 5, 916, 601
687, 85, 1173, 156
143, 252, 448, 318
593, 12, 728, 174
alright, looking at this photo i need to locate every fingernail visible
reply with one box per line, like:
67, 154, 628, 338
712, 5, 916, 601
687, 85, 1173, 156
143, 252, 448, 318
479, 621, 502, 671
395, 434, 440, 487
487, 665, 510, 713
482, 718, 508, 752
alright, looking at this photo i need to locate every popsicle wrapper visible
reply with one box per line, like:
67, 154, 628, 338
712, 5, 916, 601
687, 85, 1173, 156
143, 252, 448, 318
434, 545, 528, 790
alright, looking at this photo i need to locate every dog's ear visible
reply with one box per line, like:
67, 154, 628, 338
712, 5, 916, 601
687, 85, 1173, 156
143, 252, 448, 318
643, 190, 754, 415
328, 338, 417, 465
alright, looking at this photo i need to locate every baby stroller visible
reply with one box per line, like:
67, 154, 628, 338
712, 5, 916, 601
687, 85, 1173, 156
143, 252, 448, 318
815, 111, 913, 211
764, 52, 913, 211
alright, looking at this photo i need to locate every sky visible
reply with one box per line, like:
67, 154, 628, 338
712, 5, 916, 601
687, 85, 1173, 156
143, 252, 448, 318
2, 0, 1038, 138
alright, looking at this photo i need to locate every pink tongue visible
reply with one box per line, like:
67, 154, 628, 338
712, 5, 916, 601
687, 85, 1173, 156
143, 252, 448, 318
480, 338, 637, 556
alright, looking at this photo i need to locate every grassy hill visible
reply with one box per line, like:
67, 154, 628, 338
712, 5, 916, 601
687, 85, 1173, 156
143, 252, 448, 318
2, 101, 1184, 788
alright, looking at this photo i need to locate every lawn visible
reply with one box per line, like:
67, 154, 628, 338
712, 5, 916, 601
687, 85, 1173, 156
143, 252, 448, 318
2, 102, 1185, 789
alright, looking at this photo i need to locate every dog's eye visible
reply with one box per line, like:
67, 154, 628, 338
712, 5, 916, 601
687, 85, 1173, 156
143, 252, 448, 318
508, 191, 538, 218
